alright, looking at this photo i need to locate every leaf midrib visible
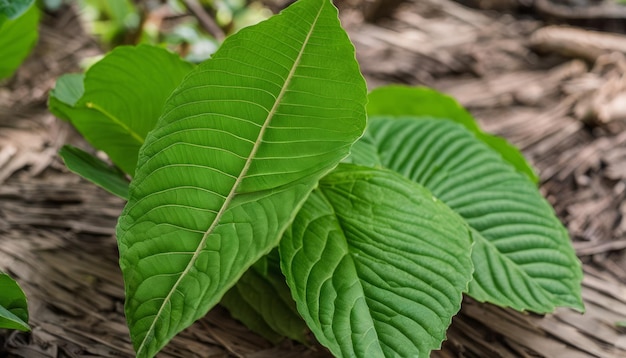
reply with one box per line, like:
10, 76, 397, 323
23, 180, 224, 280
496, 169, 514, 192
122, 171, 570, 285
316, 188, 386, 357
134, 4, 326, 356
85, 101, 144, 145
364, 124, 561, 303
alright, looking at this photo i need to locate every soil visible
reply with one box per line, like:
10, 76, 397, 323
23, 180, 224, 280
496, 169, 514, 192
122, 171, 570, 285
1, 0, 626, 357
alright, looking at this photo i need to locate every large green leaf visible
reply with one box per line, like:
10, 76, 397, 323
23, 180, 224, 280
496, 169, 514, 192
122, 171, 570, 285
59, 145, 129, 200
0, 3, 38, 79
115, 0, 367, 356
280, 165, 474, 358
0, 272, 30, 331
48, 45, 194, 175
351, 117, 583, 313
366, 86, 539, 184
221, 252, 308, 343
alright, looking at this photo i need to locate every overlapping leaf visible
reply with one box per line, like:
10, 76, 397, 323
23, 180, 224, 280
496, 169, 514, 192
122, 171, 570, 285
366, 86, 538, 183
0, 272, 29, 331
49, 45, 194, 175
351, 117, 583, 313
221, 252, 308, 343
116, 0, 367, 356
280, 165, 473, 357
59, 145, 129, 200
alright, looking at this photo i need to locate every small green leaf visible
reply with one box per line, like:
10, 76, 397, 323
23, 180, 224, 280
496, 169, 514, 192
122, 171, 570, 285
0, 0, 34, 20
48, 45, 194, 175
116, 0, 367, 356
50, 73, 84, 107
280, 164, 474, 358
48, 73, 85, 123
366, 86, 539, 183
59, 145, 129, 200
352, 117, 583, 313
221, 287, 284, 343
222, 253, 308, 343
0, 3, 38, 79
0, 272, 30, 331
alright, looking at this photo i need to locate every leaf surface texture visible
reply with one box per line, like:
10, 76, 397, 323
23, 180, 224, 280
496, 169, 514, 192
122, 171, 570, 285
366, 86, 538, 183
352, 117, 583, 312
48, 45, 194, 174
281, 165, 473, 357
116, 0, 366, 356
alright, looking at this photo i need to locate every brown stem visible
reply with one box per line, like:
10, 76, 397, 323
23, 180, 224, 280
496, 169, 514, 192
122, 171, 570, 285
182, 0, 226, 41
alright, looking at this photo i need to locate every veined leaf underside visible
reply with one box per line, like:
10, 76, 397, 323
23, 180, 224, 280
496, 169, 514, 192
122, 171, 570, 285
116, 0, 367, 356
136, 7, 320, 354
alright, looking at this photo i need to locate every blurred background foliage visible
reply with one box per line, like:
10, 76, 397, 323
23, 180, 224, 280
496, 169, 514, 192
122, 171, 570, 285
41, 0, 273, 63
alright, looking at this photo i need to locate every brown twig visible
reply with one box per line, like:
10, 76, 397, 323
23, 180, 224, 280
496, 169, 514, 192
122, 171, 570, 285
182, 0, 226, 41
531, 25, 626, 63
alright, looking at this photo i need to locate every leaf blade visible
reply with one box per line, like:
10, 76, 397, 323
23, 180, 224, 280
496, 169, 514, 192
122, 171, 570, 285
48, 73, 85, 121
222, 254, 309, 344
0, 0, 34, 19
280, 165, 474, 357
355, 117, 583, 312
0, 272, 29, 331
116, 0, 367, 356
48, 45, 194, 175
0, 3, 38, 80
366, 86, 539, 183
59, 145, 129, 200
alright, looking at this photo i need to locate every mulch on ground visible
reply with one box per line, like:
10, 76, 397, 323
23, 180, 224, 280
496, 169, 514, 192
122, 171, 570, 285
1, 0, 626, 357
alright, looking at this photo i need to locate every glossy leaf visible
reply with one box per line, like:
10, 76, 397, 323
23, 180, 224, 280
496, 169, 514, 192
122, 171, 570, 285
0, 272, 29, 331
280, 165, 473, 358
351, 117, 584, 313
0, 3, 38, 79
59, 145, 129, 200
366, 86, 539, 183
116, 0, 367, 356
48, 45, 194, 175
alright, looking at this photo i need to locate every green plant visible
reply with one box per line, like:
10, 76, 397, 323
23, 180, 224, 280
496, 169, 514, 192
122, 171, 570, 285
0, 1, 38, 331
0, 272, 30, 331
49, 0, 584, 356
0, 0, 39, 80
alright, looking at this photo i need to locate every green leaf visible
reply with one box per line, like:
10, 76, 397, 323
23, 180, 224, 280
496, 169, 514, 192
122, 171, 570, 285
0, 272, 30, 331
280, 164, 474, 358
222, 252, 308, 343
0, 3, 38, 79
353, 117, 583, 313
48, 45, 194, 175
366, 86, 539, 184
50, 73, 84, 107
116, 0, 367, 356
0, 0, 34, 20
48, 73, 85, 123
59, 145, 129, 200
221, 286, 285, 343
